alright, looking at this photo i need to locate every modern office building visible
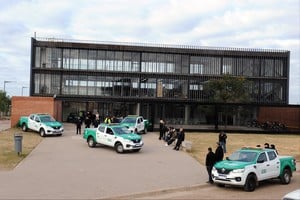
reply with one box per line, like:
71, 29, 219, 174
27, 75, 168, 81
30, 37, 290, 128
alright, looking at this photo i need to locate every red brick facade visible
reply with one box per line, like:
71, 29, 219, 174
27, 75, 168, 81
11, 96, 62, 127
257, 107, 300, 130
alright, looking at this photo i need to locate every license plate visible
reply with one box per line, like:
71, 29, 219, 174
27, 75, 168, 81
219, 174, 227, 179
53, 131, 61, 134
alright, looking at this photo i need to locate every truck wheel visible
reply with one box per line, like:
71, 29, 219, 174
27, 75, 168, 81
280, 168, 291, 184
87, 137, 96, 148
115, 143, 124, 153
244, 174, 257, 192
40, 128, 45, 137
22, 123, 28, 132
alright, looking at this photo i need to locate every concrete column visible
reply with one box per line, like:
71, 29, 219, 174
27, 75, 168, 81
184, 105, 191, 125
136, 103, 141, 115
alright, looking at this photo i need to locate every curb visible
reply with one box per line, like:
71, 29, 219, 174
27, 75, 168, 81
101, 183, 210, 199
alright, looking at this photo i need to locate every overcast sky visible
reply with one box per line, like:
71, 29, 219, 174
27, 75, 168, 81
0, 0, 299, 104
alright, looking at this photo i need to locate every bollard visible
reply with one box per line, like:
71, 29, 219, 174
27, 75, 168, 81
14, 133, 23, 156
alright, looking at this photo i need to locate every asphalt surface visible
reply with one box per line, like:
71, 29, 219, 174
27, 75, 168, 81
0, 122, 207, 199
0, 120, 299, 199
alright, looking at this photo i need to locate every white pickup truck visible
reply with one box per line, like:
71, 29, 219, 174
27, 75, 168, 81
19, 113, 64, 137
120, 115, 151, 134
212, 147, 296, 192
83, 123, 143, 153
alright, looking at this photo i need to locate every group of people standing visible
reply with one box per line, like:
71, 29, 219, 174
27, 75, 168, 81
205, 131, 227, 184
159, 119, 185, 151
75, 112, 120, 135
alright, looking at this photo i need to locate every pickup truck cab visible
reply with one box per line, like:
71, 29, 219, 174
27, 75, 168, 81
83, 123, 143, 153
19, 113, 64, 137
212, 147, 296, 192
120, 115, 150, 134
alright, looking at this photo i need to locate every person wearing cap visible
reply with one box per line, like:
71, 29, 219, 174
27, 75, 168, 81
215, 142, 224, 162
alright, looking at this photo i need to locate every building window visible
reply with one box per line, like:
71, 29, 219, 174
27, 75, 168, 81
190, 56, 221, 75
190, 64, 203, 74
35, 47, 41, 68
70, 49, 79, 70
261, 59, 274, 77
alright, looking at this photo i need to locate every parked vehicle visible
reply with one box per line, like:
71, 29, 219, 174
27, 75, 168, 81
83, 123, 143, 153
19, 113, 64, 137
212, 147, 296, 192
120, 115, 151, 134
282, 189, 300, 200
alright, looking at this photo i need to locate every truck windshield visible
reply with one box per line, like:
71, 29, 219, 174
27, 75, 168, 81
40, 116, 56, 122
112, 127, 132, 135
122, 118, 136, 123
228, 151, 258, 162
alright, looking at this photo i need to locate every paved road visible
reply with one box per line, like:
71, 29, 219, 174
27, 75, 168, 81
119, 170, 300, 199
0, 122, 207, 199
0, 120, 298, 199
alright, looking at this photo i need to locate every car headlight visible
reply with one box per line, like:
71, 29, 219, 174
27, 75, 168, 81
232, 168, 245, 173
212, 167, 217, 172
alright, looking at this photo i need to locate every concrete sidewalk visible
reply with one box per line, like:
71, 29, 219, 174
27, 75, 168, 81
0, 119, 10, 131
0, 122, 207, 199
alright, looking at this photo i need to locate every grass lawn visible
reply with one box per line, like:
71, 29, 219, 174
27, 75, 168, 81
0, 127, 42, 170
185, 132, 300, 165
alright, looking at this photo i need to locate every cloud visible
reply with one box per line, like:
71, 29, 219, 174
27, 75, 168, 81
0, 0, 299, 103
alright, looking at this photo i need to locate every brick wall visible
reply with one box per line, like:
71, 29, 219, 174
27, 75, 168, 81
258, 107, 300, 130
11, 97, 55, 127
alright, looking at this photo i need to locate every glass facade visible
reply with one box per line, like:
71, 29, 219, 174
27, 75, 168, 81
31, 38, 290, 127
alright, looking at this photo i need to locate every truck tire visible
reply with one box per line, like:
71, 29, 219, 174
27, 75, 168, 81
244, 174, 257, 192
280, 168, 291, 184
22, 123, 28, 132
40, 128, 45, 137
87, 137, 96, 148
115, 143, 124, 153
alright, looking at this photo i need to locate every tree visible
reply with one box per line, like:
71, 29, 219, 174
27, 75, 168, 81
205, 74, 250, 103
0, 90, 11, 116
204, 74, 251, 129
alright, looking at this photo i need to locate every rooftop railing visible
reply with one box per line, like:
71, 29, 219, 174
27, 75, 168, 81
35, 37, 289, 53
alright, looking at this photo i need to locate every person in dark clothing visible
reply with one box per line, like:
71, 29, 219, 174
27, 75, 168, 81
174, 127, 185, 151
270, 144, 278, 154
218, 131, 227, 153
159, 119, 165, 140
165, 127, 177, 146
76, 117, 82, 135
215, 142, 224, 162
264, 143, 270, 148
205, 147, 216, 183
85, 116, 92, 128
